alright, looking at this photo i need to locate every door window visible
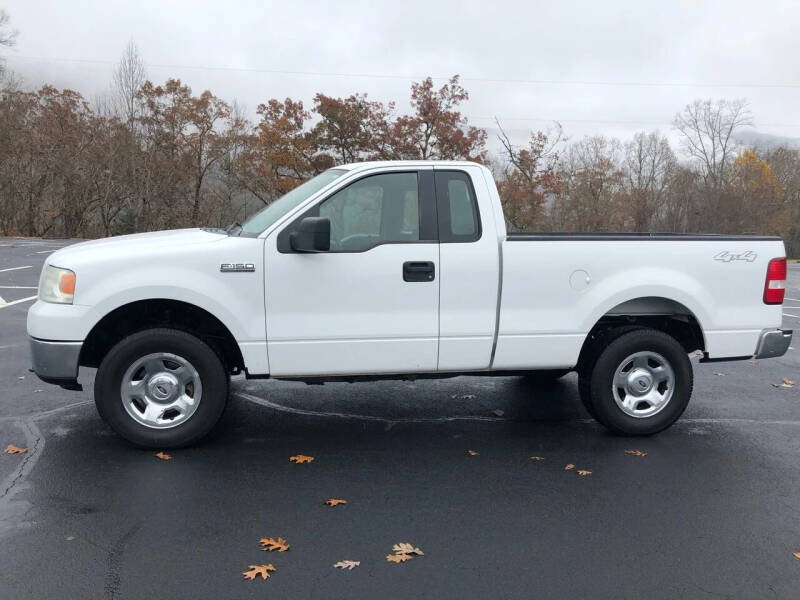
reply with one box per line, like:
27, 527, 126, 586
435, 170, 481, 242
318, 172, 420, 252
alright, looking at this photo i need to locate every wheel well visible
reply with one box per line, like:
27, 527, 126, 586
577, 297, 705, 371
80, 299, 244, 375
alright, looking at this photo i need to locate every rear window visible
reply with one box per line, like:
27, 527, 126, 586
435, 171, 481, 242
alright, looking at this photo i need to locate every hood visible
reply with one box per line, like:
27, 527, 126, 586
47, 228, 227, 269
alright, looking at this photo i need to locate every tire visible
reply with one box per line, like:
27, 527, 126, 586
94, 328, 229, 448
581, 328, 693, 435
526, 369, 571, 381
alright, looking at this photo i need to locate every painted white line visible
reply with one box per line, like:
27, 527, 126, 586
0, 293, 4, 304
0, 266, 32, 273
0, 295, 37, 309
783, 312, 800, 318
35, 250, 54, 254
786, 298, 800, 302
0, 286, 37, 289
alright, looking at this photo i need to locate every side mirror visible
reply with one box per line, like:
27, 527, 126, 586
290, 217, 330, 253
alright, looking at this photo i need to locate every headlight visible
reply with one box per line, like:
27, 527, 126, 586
39, 265, 76, 304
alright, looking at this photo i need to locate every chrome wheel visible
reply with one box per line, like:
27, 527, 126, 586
611, 351, 674, 418
120, 352, 202, 429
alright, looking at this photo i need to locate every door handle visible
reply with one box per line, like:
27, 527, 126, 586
403, 261, 435, 282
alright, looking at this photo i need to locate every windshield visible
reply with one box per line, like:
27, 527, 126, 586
240, 169, 347, 235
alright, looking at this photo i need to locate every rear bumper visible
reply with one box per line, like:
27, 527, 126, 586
29, 337, 83, 387
754, 329, 793, 359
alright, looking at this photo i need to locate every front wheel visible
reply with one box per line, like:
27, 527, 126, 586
94, 328, 229, 448
581, 328, 693, 435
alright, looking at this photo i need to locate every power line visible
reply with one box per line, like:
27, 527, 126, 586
6, 54, 800, 90
475, 116, 800, 128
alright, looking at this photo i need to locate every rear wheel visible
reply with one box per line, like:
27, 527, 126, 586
95, 328, 229, 448
580, 328, 692, 435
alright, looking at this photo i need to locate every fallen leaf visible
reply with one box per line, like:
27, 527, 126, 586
260, 537, 290, 552
783, 377, 795, 386
467, 450, 479, 456
625, 449, 647, 457
748, 359, 758, 365
4, 444, 27, 454
793, 552, 800, 559
393, 542, 424, 556
17, 376, 24, 380
577, 470, 592, 476
530, 456, 545, 461
451, 394, 475, 400
154, 451, 171, 460
333, 560, 360, 570
242, 564, 275, 580
325, 498, 347, 507
713, 371, 725, 376
34, 389, 43, 393
386, 553, 414, 563
289, 454, 314, 464
491, 409, 504, 417
564, 463, 575, 470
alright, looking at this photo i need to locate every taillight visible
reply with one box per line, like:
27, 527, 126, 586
764, 257, 787, 304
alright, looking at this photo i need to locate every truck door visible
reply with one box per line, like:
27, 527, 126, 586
264, 167, 440, 377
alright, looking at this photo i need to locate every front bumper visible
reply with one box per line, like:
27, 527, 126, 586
754, 329, 793, 359
29, 337, 83, 388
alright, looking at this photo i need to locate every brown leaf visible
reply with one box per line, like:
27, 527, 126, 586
154, 451, 171, 460
564, 463, 575, 470
793, 552, 800, 559
325, 498, 347, 507
260, 537, 290, 552
577, 469, 592, 476
4, 444, 27, 455
393, 542, 424, 556
748, 359, 758, 365
783, 377, 795, 386
289, 454, 314, 464
386, 553, 413, 563
530, 456, 545, 461
467, 450, 479, 456
242, 564, 275, 580
333, 560, 360, 570
625, 449, 647, 457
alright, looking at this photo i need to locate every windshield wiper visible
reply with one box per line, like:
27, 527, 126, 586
225, 221, 243, 236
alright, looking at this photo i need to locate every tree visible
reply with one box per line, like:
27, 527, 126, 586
388, 76, 486, 161
725, 150, 787, 236
622, 131, 676, 231
673, 99, 752, 198
0, 9, 18, 83
112, 41, 146, 124
311, 92, 393, 163
496, 121, 563, 231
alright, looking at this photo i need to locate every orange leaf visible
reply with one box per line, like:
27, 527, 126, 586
793, 552, 800, 559
386, 553, 413, 563
577, 470, 592, 476
625, 449, 647, 457
467, 450, 479, 456
4, 444, 27, 455
325, 498, 347, 507
242, 564, 275, 580
564, 463, 575, 470
154, 451, 171, 460
289, 454, 314, 464
333, 560, 360, 570
260, 537, 290, 552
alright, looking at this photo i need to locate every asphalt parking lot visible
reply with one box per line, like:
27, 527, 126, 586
1, 236, 799, 599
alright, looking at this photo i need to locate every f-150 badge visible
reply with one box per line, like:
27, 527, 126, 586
713, 251, 757, 263
220, 263, 255, 272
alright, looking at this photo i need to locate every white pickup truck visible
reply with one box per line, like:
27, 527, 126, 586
27, 161, 792, 447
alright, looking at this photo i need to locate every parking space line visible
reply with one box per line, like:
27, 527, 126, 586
35, 250, 54, 254
783, 312, 800, 318
0, 266, 32, 273
0, 295, 37, 309
0, 286, 37, 289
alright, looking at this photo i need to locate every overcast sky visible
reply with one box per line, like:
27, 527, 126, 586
2, 0, 799, 151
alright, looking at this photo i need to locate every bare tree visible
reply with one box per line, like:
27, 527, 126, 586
672, 98, 752, 197
623, 131, 676, 230
112, 41, 146, 124
0, 9, 18, 82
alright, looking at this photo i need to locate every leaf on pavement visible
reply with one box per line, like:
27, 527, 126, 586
4, 444, 27, 454
333, 560, 360, 570
325, 498, 347, 507
242, 564, 275, 580
783, 377, 795, 386
625, 449, 647, 457
467, 450, 479, 456
772, 378, 795, 388
289, 454, 314, 464
793, 552, 800, 559
393, 542, 424, 556
748, 359, 758, 365
713, 371, 725, 376
530, 456, 545, 461
564, 463, 575, 470
387, 553, 414, 563
34, 389, 43, 393
491, 409, 504, 417
154, 451, 171, 460
260, 537, 290, 552
577, 470, 592, 476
